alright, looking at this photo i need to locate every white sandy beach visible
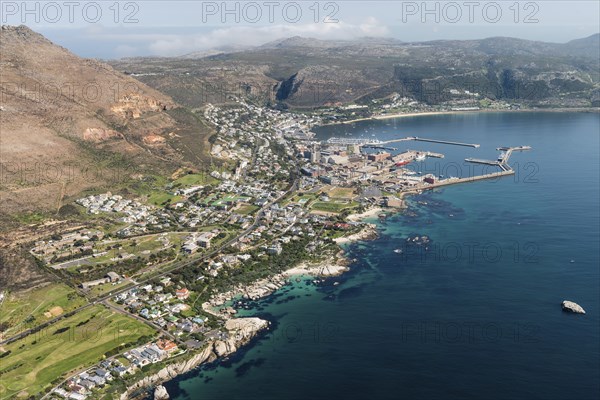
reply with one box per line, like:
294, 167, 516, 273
346, 207, 384, 222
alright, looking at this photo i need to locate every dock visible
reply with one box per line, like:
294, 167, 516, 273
325, 136, 480, 148
405, 170, 516, 193
465, 145, 531, 172
363, 145, 398, 151
412, 137, 480, 148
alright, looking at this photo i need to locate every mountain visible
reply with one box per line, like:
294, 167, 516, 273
0, 25, 217, 291
563, 34, 600, 59
0, 25, 213, 215
111, 34, 600, 109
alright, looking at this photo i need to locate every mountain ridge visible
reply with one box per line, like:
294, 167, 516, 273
110, 32, 600, 109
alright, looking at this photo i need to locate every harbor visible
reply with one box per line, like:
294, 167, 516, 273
321, 134, 530, 191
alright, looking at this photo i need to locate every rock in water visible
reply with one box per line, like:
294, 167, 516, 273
154, 385, 170, 400
562, 300, 586, 314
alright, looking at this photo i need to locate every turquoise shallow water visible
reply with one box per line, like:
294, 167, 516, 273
167, 112, 600, 400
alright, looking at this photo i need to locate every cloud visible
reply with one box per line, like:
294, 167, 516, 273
102, 17, 390, 57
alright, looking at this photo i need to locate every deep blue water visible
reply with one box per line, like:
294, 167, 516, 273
168, 112, 600, 400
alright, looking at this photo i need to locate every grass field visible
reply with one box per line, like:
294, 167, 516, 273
0, 284, 87, 338
325, 186, 356, 200
236, 204, 259, 215
148, 192, 183, 207
285, 193, 317, 207
0, 305, 155, 398
173, 173, 218, 187
311, 201, 359, 213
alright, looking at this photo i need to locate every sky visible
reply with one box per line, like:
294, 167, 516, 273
2, 1, 599, 59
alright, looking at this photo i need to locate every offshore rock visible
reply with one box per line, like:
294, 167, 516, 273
154, 385, 169, 400
562, 300, 585, 314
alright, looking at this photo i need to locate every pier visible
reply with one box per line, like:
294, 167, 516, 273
412, 137, 480, 148
325, 136, 480, 148
465, 145, 531, 172
363, 145, 398, 151
326, 137, 376, 145
405, 170, 516, 194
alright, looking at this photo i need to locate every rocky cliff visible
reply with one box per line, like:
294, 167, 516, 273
120, 318, 268, 400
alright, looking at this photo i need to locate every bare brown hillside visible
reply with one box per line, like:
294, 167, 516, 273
0, 25, 212, 214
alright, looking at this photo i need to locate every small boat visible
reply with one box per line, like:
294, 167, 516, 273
393, 248, 403, 254
570, 259, 575, 263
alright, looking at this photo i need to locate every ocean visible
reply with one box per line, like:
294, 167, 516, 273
167, 112, 600, 400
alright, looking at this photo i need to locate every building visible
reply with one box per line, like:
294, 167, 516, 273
176, 288, 190, 300
367, 152, 391, 162
156, 339, 178, 353
310, 143, 319, 163
81, 278, 109, 289
267, 244, 283, 255
106, 271, 120, 282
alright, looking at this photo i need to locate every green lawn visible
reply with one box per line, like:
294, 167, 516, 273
0, 284, 87, 338
236, 204, 259, 215
148, 192, 183, 207
0, 305, 155, 398
311, 201, 358, 213
173, 173, 218, 187
87, 280, 132, 298
285, 193, 317, 207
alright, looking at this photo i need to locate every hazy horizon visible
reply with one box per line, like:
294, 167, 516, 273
10, 25, 600, 61
2, 1, 598, 59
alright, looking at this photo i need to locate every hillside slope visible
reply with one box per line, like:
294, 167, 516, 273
0, 25, 213, 214
0, 25, 214, 290
112, 34, 600, 109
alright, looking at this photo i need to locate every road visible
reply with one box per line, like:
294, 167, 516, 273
0, 177, 299, 346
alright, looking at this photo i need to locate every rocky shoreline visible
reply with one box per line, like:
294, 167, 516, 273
334, 223, 379, 244
121, 223, 379, 399
120, 317, 269, 400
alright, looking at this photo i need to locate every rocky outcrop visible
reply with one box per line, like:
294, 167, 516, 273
143, 134, 167, 145
120, 317, 268, 399
111, 94, 169, 119
562, 300, 586, 314
83, 128, 120, 142
154, 385, 169, 400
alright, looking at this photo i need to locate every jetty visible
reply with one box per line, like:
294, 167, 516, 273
465, 145, 532, 172
325, 136, 480, 148
412, 137, 480, 148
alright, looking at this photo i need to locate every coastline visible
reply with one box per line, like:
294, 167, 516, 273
321, 107, 600, 126
345, 207, 384, 222
122, 221, 381, 399
120, 317, 269, 400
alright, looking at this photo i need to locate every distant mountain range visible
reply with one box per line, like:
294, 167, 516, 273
111, 33, 600, 109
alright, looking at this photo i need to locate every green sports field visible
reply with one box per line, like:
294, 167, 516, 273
0, 305, 155, 398
0, 284, 86, 339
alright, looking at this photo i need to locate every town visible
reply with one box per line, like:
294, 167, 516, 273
3, 98, 529, 400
